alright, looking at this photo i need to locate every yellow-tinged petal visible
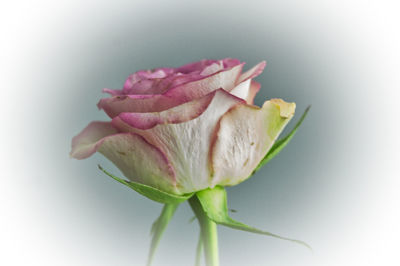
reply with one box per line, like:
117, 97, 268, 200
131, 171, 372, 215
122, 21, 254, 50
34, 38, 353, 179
210, 99, 296, 187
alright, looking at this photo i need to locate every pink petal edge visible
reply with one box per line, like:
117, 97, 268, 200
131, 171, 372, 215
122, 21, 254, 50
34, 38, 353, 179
97, 63, 244, 117
70, 121, 119, 159
70, 121, 178, 192
112, 88, 246, 130
238, 61, 266, 84
246, 81, 261, 104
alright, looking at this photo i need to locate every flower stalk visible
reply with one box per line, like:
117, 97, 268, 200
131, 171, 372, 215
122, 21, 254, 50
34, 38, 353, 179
147, 203, 179, 266
71, 57, 311, 266
189, 196, 220, 266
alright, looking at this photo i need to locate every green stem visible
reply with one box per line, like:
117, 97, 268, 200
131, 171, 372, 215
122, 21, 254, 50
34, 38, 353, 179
147, 204, 179, 266
189, 196, 219, 266
195, 232, 203, 266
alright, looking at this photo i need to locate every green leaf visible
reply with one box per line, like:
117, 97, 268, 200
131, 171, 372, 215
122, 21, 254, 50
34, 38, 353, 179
98, 165, 194, 204
253, 105, 311, 174
147, 204, 179, 266
196, 186, 311, 250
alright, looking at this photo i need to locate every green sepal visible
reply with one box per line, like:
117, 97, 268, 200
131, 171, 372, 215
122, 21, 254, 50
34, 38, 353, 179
147, 204, 179, 266
98, 165, 194, 204
253, 105, 311, 174
196, 186, 311, 249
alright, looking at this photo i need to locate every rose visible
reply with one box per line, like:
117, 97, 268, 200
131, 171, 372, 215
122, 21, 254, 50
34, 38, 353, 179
70, 58, 295, 195
70, 58, 308, 265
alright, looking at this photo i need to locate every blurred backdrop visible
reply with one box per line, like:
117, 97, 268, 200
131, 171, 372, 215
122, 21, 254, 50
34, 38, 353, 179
1, 0, 399, 265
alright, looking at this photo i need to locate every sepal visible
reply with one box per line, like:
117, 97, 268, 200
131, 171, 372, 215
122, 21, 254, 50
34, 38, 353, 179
98, 165, 194, 204
196, 186, 311, 249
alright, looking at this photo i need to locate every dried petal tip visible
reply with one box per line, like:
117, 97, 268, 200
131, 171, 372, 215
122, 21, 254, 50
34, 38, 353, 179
269, 99, 296, 118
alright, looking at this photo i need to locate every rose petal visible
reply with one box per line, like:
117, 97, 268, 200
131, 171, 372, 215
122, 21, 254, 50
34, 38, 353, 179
102, 88, 123, 96
112, 89, 246, 193
115, 91, 216, 130
237, 61, 266, 84
123, 68, 174, 92
97, 133, 178, 194
163, 63, 244, 101
210, 98, 295, 187
199, 61, 224, 76
70, 121, 119, 159
230, 79, 251, 100
123, 72, 182, 95
229, 61, 265, 102
98, 63, 244, 117
175, 59, 219, 74
106, 59, 243, 96
70, 121, 178, 193
229, 80, 262, 104
246, 81, 261, 104
97, 94, 181, 118
124, 78, 164, 95
176, 58, 240, 74
222, 58, 242, 68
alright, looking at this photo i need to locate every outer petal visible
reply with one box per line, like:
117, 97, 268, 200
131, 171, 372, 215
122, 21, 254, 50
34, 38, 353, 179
116, 91, 216, 130
97, 94, 182, 118
70, 121, 118, 159
98, 63, 244, 117
97, 133, 178, 194
230, 79, 251, 100
112, 89, 246, 194
246, 81, 261, 104
102, 88, 123, 96
237, 61, 266, 84
210, 98, 296, 187
227, 61, 265, 103
70, 121, 178, 194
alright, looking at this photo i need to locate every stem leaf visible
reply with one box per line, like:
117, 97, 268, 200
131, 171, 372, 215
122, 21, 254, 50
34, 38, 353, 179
196, 186, 311, 250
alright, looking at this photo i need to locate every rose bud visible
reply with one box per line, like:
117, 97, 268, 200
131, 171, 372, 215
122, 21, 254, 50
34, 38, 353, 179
70, 58, 295, 195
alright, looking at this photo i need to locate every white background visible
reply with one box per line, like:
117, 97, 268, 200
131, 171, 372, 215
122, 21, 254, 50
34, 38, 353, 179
1, 0, 399, 265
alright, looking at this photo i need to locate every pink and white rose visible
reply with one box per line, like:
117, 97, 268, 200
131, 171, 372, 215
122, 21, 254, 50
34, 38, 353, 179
70, 58, 295, 194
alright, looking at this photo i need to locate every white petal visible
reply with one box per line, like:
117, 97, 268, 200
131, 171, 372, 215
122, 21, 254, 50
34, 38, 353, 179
237, 61, 266, 84
70, 122, 178, 194
230, 79, 251, 100
112, 89, 245, 193
246, 81, 261, 104
70, 121, 118, 159
210, 98, 296, 187
98, 133, 179, 194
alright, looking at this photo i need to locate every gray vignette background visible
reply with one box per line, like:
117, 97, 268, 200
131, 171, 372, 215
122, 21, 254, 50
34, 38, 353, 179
1, 0, 399, 265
